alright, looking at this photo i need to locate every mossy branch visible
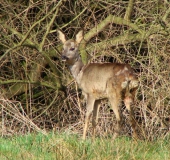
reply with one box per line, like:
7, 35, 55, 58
0, 79, 58, 98
0, 80, 57, 89
85, 23, 168, 56
80, 14, 144, 64
87, 32, 144, 53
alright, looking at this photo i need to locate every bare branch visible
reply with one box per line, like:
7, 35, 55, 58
124, 0, 135, 21
39, 0, 63, 51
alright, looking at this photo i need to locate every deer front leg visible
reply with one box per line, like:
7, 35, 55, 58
83, 95, 95, 140
92, 100, 101, 139
124, 94, 138, 138
109, 97, 122, 139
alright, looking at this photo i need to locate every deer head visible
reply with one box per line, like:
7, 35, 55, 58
58, 30, 83, 65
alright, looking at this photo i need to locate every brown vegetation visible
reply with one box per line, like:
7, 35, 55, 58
0, 0, 169, 140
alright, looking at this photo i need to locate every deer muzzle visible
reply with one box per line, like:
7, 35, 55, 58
61, 55, 69, 61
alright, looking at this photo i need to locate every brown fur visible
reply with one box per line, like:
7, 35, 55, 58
58, 30, 139, 140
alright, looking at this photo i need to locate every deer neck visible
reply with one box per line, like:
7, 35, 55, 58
69, 56, 84, 81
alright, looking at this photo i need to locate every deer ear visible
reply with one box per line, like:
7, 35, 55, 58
58, 30, 66, 43
76, 30, 83, 44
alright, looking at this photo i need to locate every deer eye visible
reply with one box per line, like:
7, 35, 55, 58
70, 47, 75, 51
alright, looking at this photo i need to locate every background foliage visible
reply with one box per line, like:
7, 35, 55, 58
0, 0, 169, 140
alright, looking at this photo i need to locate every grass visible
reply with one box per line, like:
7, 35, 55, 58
0, 132, 169, 160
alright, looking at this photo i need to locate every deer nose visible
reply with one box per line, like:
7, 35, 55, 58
62, 55, 68, 61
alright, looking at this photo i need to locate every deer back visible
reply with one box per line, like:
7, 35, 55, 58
78, 62, 138, 99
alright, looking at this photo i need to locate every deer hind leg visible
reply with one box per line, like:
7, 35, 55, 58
124, 90, 138, 138
83, 95, 95, 140
92, 100, 101, 139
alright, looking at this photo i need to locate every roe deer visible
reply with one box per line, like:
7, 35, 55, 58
58, 30, 139, 140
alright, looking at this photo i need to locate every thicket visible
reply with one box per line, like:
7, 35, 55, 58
0, 0, 169, 140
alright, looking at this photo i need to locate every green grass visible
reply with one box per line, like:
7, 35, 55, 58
0, 132, 169, 160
